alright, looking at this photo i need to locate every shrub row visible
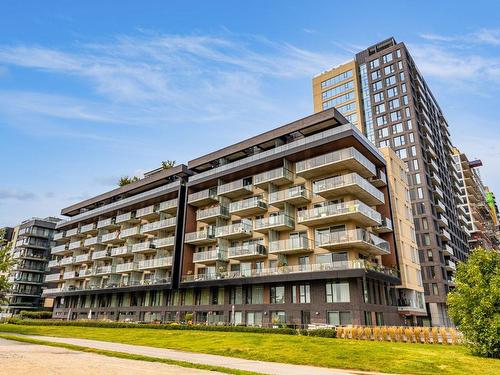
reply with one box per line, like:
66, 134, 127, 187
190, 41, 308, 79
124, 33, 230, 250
19, 311, 53, 320
7, 318, 298, 335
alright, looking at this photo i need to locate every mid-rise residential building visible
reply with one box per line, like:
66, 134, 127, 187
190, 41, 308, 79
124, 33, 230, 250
452, 148, 499, 250
4, 217, 59, 314
46, 109, 404, 326
312, 38, 470, 326
380, 147, 425, 325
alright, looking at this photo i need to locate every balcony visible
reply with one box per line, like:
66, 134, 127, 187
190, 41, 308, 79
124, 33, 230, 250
83, 236, 100, 247
188, 188, 218, 207
437, 214, 449, 227
119, 226, 144, 240
153, 236, 176, 250
435, 200, 446, 213
53, 232, 66, 242
63, 271, 77, 280
429, 159, 439, 172
92, 249, 112, 260
313, 173, 384, 206
431, 173, 442, 186
45, 273, 62, 282
217, 180, 253, 198
374, 217, 393, 233
74, 253, 92, 264
116, 262, 138, 273
65, 227, 81, 238
48, 259, 60, 268
440, 229, 451, 242
193, 249, 227, 264
268, 186, 311, 208
115, 211, 140, 224
80, 222, 98, 235
101, 231, 123, 244
215, 221, 253, 239
141, 217, 177, 234
60, 257, 74, 266
268, 237, 314, 255
196, 205, 230, 223
254, 214, 295, 233
228, 196, 266, 216
42, 287, 64, 296
97, 217, 118, 230
138, 257, 173, 270
443, 244, 454, 256
94, 265, 115, 275
297, 200, 381, 227
317, 229, 390, 256
433, 186, 444, 199
131, 241, 157, 254
158, 199, 177, 214
185, 228, 216, 245
369, 170, 387, 188
445, 260, 456, 272
51, 244, 69, 255
68, 240, 84, 251
295, 147, 376, 179
110, 245, 133, 257
136, 205, 159, 220
228, 243, 267, 260
253, 167, 294, 189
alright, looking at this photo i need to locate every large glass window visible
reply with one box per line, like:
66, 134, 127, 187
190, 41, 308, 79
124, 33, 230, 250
327, 311, 352, 326
292, 284, 311, 304
326, 282, 350, 303
270, 285, 285, 304
246, 311, 263, 327
321, 70, 353, 88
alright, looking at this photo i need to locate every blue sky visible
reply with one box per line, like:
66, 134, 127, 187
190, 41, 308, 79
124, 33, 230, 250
1, 0, 499, 227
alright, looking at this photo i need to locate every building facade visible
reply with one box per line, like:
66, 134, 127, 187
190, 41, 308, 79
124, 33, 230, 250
452, 148, 499, 250
46, 109, 404, 326
380, 147, 426, 324
4, 217, 59, 314
312, 38, 470, 326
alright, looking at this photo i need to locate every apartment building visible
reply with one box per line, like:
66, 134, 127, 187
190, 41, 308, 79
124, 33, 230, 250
47, 109, 404, 326
452, 148, 499, 250
313, 38, 470, 326
4, 217, 59, 314
380, 147, 425, 324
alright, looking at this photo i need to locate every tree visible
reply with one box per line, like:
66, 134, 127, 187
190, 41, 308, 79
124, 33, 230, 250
118, 176, 140, 187
161, 160, 176, 170
0, 243, 14, 304
448, 247, 500, 358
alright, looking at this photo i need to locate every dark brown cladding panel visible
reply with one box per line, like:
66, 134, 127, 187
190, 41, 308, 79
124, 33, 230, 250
61, 164, 191, 217
188, 108, 348, 170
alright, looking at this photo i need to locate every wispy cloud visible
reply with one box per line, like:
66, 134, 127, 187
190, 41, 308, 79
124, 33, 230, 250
420, 28, 500, 46
0, 189, 37, 201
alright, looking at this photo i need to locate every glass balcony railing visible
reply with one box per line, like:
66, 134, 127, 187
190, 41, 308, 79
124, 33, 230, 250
51, 244, 68, 255
68, 240, 83, 250
45, 273, 62, 282
268, 186, 310, 206
187, 188, 218, 205
268, 237, 314, 254
317, 228, 390, 255
196, 205, 229, 222
65, 227, 80, 237
253, 167, 294, 187
215, 221, 253, 238
228, 243, 267, 258
313, 173, 384, 205
217, 180, 253, 197
92, 249, 111, 260
136, 205, 156, 218
229, 196, 267, 215
83, 236, 100, 247
254, 214, 295, 231
101, 231, 121, 243
94, 265, 115, 275
74, 253, 91, 263
138, 257, 173, 270
115, 212, 137, 224
116, 262, 138, 273
158, 199, 177, 213
193, 249, 227, 263
80, 223, 97, 234
119, 226, 142, 239
97, 217, 116, 229
298, 200, 381, 226
185, 228, 216, 243
141, 217, 177, 233
110, 245, 133, 257
131, 241, 156, 253
153, 236, 176, 249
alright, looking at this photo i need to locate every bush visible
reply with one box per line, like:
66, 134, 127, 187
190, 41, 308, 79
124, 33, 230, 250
7, 318, 298, 335
19, 311, 53, 320
305, 328, 336, 338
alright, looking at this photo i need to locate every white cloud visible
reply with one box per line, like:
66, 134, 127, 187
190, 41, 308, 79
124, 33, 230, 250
420, 28, 500, 46
0, 189, 37, 201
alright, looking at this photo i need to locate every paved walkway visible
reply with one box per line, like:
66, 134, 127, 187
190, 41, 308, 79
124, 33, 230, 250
3, 333, 389, 375
0, 338, 223, 375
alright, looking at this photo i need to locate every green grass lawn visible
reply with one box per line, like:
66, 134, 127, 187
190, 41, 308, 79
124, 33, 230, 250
1, 324, 498, 375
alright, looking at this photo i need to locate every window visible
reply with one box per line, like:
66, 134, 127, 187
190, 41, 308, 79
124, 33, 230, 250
270, 285, 285, 304
292, 284, 311, 303
369, 59, 380, 69
387, 86, 399, 97
246, 311, 263, 327
372, 80, 383, 91
375, 103, 385, 114
322, 91, 355, 110
405, 107, 411, 117
392, 122, 403, 134
321, 70, 353, 88
389, 98, 400, 110
384, 65, 394, 75
393, 135, 405, 147
401, 83, 407, 93
373, 91, 385, 103
375, 312, 384, 326
364, 311, 373, 325
336, 102, 356, 114
414, 173, 421, 184
379, 139, 391, 147
345, 113, 357, 123
409, 133, 414, 143
327, 311, 352, 326
326, 281, 350, 303
271, 311, 286, 325
378, 127, 389, 138
385, 75, 396, 86
247, 285, 263, 304
402, 95, 408, 105
382, 53, 393, 63
376, 115, 387, 126
322, 81, 354, 100
390, 111, 402, 122
396, 49, 401, 58
406, 119, 412, 129
399, 71, 405, 81
410, 145, 416, 156
397, 61, 403, 69
432, 283, 439, 296
396, 148, 408, 159
417, 187, 424, 199
371, 70, 381, 80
